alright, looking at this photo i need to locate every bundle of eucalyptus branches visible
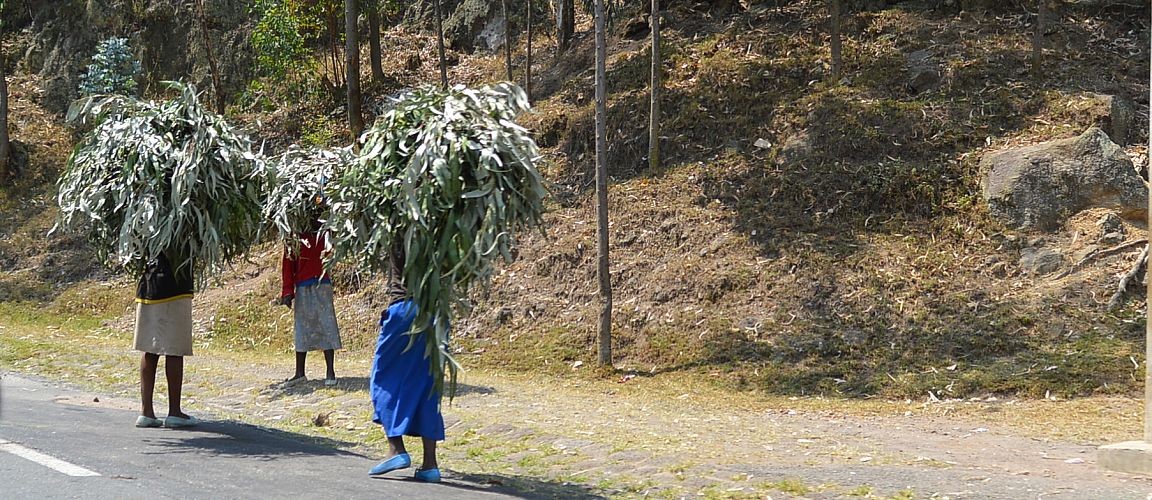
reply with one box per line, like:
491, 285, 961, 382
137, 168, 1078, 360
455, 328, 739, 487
328, 83, 547, 396
54, 82, 265, 282
262, 146, 351, 252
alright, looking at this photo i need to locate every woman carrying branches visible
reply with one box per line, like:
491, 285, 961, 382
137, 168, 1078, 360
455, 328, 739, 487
326, 83, 547, 482
134, 245, 198, 428
55, 82, 264, 429
367, 244, 444, 482
278, 214, 342, 387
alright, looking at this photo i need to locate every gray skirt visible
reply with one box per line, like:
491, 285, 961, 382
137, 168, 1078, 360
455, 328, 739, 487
294, 283, 342, 352
134, 297, 194, 356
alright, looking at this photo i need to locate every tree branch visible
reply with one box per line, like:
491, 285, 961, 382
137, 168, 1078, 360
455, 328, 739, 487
1107, 244, 1148, 310
1053, 238, 1148, 279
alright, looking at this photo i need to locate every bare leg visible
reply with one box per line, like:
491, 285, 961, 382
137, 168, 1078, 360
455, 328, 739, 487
293, 351, 306, 379
140, 353, 159, 418
165, 355, 188, 419
387, 436, 407, 458
369, 434, 413, 475
323, 349, 335, 380
420, 437, 438, 470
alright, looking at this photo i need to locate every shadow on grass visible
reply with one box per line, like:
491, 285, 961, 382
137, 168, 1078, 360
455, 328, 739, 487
261, 377, 496, 400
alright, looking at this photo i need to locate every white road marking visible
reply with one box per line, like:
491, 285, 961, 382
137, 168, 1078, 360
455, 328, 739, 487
0, 439, 101, 477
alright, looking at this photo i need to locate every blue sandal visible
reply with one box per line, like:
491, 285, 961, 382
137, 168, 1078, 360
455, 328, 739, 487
369, 453, 411, 476
414, 468, 441, 482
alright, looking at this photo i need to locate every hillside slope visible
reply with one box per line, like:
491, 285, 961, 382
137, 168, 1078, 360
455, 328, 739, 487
2, 0, 1149, 400
457, 0, 1152, 398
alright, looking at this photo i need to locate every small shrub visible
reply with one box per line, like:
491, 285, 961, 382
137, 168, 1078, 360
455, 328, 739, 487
78, 37, 142, 96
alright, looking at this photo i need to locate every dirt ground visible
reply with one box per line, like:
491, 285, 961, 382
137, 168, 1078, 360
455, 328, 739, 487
9, 327, 1152, 500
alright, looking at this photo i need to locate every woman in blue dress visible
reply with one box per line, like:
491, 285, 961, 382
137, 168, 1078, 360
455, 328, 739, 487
368, 245, 444, 482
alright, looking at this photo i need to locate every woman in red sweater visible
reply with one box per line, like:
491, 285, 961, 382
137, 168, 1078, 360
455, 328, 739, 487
278, 224, 342, 386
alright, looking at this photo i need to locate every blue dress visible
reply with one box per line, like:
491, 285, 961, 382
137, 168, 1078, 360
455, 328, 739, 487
369, 299, 445, 440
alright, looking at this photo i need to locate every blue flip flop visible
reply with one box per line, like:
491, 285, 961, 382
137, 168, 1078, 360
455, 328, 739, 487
369, 453, 411, 476
414, 468, 441, 483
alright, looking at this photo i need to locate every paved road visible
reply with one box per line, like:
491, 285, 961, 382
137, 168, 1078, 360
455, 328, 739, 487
0, 374, 514, 499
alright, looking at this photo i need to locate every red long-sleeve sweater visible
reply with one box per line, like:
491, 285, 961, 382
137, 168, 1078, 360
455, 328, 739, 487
281, 232, 331, 299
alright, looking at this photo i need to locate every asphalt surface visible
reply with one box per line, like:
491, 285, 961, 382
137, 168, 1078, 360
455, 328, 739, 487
0, 374, 516, 499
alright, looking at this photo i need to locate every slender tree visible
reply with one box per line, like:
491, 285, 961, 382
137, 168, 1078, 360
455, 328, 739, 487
648, 0, 660, 171
0, 0, 9, 176
346, 0, 364, 140
367, 0, 385, 83
195, 0, 226, 114
503, 0, 513, 81
594, 0, 611, 365
557, 0, 574, 53
1031, 0, 1047, 77
1145, 51, 1152, 446
525, 0, 533, 102
829, 0, 842, 83
434, 0, 448, 88
325, 5, 345, 93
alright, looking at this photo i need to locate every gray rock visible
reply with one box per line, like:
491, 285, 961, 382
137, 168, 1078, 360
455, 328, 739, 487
776, 130, 813, 166
905, 49, 940, 94
474, 15, 506, 52
907, 68, 941, 94
20, 0, 256, 114
1100, 232, 1125, 245
981, 127, 1147, 231
492, 307, 514, 324
406, 0, 542, 54
1085, 93, 1134, 145
1019, 247, 1064, 275
1097, 212, 1125, 236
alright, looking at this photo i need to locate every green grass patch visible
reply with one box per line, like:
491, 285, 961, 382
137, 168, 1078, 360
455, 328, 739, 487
201, 291, 294, 353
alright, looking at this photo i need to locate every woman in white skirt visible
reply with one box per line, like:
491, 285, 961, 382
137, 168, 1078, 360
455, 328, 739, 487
278, 226, 342, 386
134, 250, 198, 429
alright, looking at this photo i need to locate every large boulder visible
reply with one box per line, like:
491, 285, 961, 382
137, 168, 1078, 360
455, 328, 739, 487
406, 0, 546, 54
12, 0, 255, 114
981, 127, 1147, 231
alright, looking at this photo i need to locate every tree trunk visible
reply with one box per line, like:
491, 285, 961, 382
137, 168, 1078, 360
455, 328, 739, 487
1145, 41, 1152, 443
1031, 0, 1046, 78
503, 0, 513, 82
594, 0, 612, 366
526, 0, 533, 103
648, 0, 660, 171
829, 0, 842, 83
326, 7, 344, 93
434, 0, 448, 89
0, 47, 10, 177
346, 0, 364, 141
367, 0, 385, 83
557, 0, 574, 53
195, 0, 226, 114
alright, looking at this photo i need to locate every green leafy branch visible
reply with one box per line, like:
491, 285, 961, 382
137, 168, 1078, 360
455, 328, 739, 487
54, 82, 266, 284
328, 82, 548, 397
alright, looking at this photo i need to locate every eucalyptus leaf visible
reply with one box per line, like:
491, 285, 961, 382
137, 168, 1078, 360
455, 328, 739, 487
328, 83, 548, 398
54, 81, 266, 286
261, 145, 351, 254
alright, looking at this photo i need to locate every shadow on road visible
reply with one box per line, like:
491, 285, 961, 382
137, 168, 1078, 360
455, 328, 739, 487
373, 471, 605, 499
140, 419, 366, 459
